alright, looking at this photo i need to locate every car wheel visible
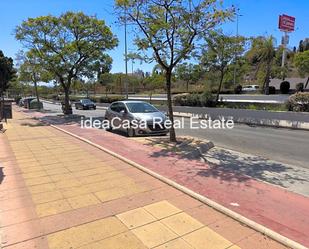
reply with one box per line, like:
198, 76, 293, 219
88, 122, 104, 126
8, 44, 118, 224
127, 128, 135, 137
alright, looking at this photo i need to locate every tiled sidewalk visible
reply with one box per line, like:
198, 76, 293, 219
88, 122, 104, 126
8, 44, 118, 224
0, 113, 288, 249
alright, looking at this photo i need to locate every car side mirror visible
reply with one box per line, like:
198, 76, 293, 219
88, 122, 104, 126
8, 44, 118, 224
120, 109, 126, 114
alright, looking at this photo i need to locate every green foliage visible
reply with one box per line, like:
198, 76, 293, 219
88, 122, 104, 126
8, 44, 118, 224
174, 91, 216, 107
201, 31, 246, 100
296, 83, 304, 92
0, 50, 16, 94
286, 92, 309, 112
99, 95, 126, 103
294, 51, 309, 77
116, 0, 234, 141
175, 63, 203, 91
245, 36, 275, 93
280, 81, 290, 94
15, 11, 118, 114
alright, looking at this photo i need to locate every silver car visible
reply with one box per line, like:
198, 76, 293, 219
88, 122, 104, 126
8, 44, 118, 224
105, 101, 169, 137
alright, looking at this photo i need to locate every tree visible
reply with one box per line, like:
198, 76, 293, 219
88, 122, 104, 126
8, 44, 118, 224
294, 50, 309, 88
116, 0, 233, 142
0, 50, 16, 121
246, 36, 275, 95
0, 51, 15, 95
17, 51, 51, 108
201, 31, 245, 102
176, 63, 202, 92
15, 11, 118, 114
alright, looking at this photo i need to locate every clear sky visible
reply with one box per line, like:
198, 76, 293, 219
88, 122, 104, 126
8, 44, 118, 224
0, 0, 308, 73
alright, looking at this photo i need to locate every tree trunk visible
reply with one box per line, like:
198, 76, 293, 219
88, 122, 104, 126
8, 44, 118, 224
63, 87, 71, 115
34, 81, 40, 110
166, 70, 176, 142
264, 63, 271, 95
305, 76, 309, 89
0, 88, 4, 123
186, 80, 189, 93
216, 71, 224, 103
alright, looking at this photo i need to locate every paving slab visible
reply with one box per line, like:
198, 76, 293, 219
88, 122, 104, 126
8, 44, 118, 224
0, 110, 290, 249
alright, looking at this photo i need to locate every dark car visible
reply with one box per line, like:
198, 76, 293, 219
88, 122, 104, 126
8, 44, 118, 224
75, 99, 96, 110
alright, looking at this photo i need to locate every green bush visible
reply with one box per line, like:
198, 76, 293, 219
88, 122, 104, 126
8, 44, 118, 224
268, 86, 276, 94
296, 83, 304, 92
286, 92, 309, 112
280, 81, 290, 94
98, 95, 125, 103
174, 91, 216, 107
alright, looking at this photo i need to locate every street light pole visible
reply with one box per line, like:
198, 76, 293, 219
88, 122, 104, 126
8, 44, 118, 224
124, 5, 128, 99
233, 9, 241, 86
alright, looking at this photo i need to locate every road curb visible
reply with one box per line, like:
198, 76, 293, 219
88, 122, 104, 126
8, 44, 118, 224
50, 124, 307, 249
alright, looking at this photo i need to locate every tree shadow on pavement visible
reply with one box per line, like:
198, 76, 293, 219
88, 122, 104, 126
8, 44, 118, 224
197, 148, 309, 188
0, 167, 4, 185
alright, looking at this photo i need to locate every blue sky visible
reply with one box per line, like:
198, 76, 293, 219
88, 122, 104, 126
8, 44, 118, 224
0, 0, 308, 73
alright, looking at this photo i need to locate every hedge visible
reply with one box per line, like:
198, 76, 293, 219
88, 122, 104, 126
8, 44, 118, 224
174, 92, 216, 107
286, 92, 309, 112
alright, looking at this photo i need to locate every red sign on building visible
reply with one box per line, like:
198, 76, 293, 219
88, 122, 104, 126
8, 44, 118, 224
279, 14, 296, 32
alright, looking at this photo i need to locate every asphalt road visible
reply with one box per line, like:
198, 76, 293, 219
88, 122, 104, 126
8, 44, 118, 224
43, 101, 309, 169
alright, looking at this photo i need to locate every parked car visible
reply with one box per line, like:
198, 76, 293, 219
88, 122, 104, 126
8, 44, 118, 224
75, 99, 96, 110
18, 98, 25, 107
23, 97, 36, 109
105, 101, 169, 137
242, 85, 260, 92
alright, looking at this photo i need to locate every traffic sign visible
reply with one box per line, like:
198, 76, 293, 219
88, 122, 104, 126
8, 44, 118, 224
279, 14, 296, 32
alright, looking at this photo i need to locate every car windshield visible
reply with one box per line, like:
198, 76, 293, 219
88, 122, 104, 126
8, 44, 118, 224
82, 99, 92, 103
126, 102, 158, 113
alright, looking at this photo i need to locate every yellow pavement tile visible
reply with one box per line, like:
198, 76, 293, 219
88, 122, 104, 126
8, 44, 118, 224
117, 207, 157, 229
47, 217, 128, 249
161, 212, 204, 236
22, 170, 48, 179
62, 186, 92, 198
182, 227, 233, 249
77, 174, 107, 185
94, 187, 126, 202
144, 201, 181, 219
25, 176, 52, 186
54, 179, 81, 189
36, 199, 72, 217
79, 231, 147, 249
45, 167, 70, 175
50, 173, 75, 182
154, 238, 194, 249
67, 193, 100, 209
28, 183, 57, 194
31, 190, 64, 204
132, 221, 178, 248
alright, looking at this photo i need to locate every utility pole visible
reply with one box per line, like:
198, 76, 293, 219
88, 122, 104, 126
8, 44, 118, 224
124, 5, 128, 99
281, 31, 288, 68
233, 9, 242, 86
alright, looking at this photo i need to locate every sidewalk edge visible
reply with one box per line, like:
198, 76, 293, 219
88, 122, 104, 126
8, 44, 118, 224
50, 124, 307, 249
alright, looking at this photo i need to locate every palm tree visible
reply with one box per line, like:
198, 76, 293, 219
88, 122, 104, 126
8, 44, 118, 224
247, 36, 276, 95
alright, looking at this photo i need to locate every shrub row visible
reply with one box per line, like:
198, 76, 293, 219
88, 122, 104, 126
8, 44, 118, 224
174, 92, 216, 107
286, 92, 309, 112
